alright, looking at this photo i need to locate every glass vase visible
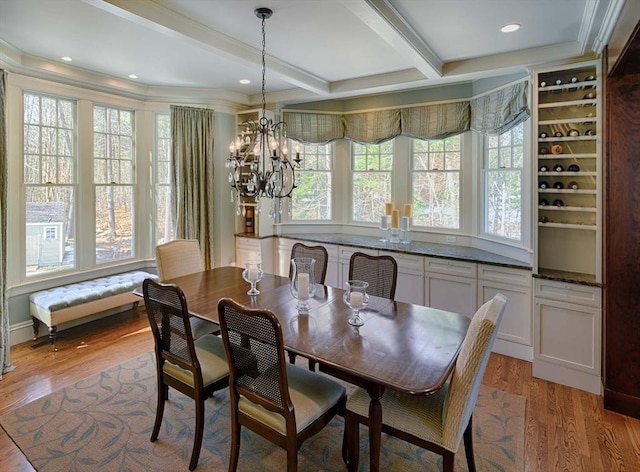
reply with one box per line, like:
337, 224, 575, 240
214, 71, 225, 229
290, 257, 316, 314
343, 280, 370, 327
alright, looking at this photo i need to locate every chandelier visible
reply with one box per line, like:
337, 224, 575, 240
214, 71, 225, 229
226, 7, 300, 219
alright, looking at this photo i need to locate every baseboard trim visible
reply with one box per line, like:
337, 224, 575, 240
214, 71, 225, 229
533, 359, 602, 395
493, 339, 533, 361
604, 388, 640, 419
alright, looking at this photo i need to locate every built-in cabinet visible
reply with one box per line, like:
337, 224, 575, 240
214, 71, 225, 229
533, 61, 602, 280
234, 235, 275, 275
533, 278, 602, 394
269, 237, 534, 361
532, 61, 603, 395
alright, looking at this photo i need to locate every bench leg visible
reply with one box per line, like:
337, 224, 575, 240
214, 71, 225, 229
48, 326, 58, 352
32, 317, 41, 341
133, 301, 140, 309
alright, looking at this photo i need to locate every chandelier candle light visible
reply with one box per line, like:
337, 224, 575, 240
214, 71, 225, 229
226, 7, 300, 220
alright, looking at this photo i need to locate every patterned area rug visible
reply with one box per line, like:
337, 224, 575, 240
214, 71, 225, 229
1, 352, 525, 471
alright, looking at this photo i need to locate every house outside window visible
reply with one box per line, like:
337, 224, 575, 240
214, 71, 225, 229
289, 140, 332, 220
483, 122, 524, 241
44, 227, 57, 240
23, 93, 76, 275
351, 142, 393, 223
411, 136, 461, 229
93, 105, 135, 263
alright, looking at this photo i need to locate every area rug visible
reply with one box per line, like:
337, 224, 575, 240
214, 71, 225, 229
1, 352, 525, 471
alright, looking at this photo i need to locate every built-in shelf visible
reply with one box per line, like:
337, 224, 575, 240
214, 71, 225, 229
538, 135, 597, 142
539, 205, 597, 212
538, 81, 596, 93
538, 117, 598, 125
538, 153, 597, 159
538, 171, 597, 176
538, 98, 597, 109
539, 188, 596, 194
538, 222, 597, 230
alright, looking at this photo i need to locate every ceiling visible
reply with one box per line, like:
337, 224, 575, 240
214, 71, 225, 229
0, 0, 631, 107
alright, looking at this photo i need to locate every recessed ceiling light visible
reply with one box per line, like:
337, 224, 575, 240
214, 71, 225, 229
239, 79, 251, 85
500, 23, 521, 33
61, 56, 72, 62
128, 74, 138, 79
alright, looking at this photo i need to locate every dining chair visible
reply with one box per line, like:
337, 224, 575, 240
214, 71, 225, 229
288, 242, 329, 284
344, 293, 508, 472
142, 279, 229, 471
217, 297, 347, 472
287, 242, 329, 369
348, 252, 398, 300
155, 239, 219, 339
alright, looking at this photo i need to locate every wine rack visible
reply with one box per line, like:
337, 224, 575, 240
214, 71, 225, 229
533, 61, 601, 281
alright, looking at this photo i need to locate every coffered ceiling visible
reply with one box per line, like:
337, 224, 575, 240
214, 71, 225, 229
0, 0, 632, 106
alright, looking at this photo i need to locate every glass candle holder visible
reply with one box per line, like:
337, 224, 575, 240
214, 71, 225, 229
389, 228, 400, 244
242, 261, 264, 295
290, 257, 316, 314
343, 280, 370, 327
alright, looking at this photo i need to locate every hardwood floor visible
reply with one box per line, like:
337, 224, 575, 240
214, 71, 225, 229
1, 307, 639, 471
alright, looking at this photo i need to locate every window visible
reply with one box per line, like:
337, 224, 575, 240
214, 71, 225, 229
483, 122, 524, 240
289, 140, 332, 220
93, 105, 135, 263
44, 227, 58, 240
23, 93, 76, 276
411, 136, 461, 229
352, 142, 393, 223
154, 113, 174, 243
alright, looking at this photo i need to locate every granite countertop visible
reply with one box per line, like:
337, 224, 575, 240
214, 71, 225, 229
278, 233, 531, 270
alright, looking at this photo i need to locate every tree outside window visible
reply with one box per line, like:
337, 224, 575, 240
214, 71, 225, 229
155, 113, 174, 243
93, 105, 135, 263
289, 140, 332, 220
483, 123, 524, 240
352, 142, 393, 223
411, 136, 461, 229
23, 93, 76, 276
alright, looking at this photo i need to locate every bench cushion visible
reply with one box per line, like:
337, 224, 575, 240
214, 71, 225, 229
30, 271, 156, 313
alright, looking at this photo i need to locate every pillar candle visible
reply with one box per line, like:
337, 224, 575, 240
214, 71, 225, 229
384, 202, 393, 215
401, 216, 410, 231
403, 204, 412, 217
350, 291, 363, 308
298, 273, 309, 299
391, 209, 400, 229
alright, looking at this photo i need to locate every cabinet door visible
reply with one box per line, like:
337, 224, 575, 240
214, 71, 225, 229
235, 237, 261, 269
477, 265, 533, 348
425, 273, 477, 319
276, 238, 297, 277
534, 296, 602, 394
380, 250, 424, 305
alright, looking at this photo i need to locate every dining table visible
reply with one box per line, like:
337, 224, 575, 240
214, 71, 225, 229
137, 265, 471, 472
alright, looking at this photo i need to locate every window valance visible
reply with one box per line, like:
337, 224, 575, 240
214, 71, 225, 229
470, 80, 529, 135
283, 79, 529, 143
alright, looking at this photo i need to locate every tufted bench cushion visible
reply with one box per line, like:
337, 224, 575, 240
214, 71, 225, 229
30, 270, 157, 350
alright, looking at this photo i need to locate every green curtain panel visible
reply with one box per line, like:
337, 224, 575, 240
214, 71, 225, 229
471, 80, 530, 135
170, 105, 216, 270
0, 69, 14, 379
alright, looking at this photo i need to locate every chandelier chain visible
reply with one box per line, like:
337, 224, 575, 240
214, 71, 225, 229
261, 14, 267, 121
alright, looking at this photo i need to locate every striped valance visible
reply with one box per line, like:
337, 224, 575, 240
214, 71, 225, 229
283, 80, 528, 143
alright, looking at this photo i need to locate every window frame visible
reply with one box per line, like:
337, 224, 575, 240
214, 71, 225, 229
410, 135, 462, 230
480, 120, 529, 245
350, 141, 394, 224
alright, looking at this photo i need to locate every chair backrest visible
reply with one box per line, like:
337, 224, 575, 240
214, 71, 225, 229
155, 239, 204, 281
289, 243, 329, 284
217, 297, 294, 424
348, 252, 398, 299
442, 293, 507, 450
143, 278, 201, 379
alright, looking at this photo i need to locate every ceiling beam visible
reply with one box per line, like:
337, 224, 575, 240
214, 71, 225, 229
344, 0, 443, 79
80, 0, 330, 95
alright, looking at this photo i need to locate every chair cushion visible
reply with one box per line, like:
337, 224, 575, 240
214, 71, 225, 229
346, 383, 452, 451
190, 316, 220, 339
239, 364, 345, 434
163, 334, 228, 387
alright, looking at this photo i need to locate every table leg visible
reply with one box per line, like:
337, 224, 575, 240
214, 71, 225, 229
367, 384, 385, 472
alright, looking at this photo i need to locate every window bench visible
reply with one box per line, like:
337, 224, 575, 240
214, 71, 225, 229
29, 270, 157, 351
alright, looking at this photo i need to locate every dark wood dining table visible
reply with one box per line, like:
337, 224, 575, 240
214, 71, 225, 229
138, 265, 470, 472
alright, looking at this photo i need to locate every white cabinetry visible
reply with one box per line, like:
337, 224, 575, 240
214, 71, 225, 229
533, 278, 602, 394
478, 264, 532, 361
380, 251, 424, 305
276, 238, 339, 288
534, 61, 601, 282
338, 246, 377, 290
424, 258, 477, 319
235, 236, 274, 275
